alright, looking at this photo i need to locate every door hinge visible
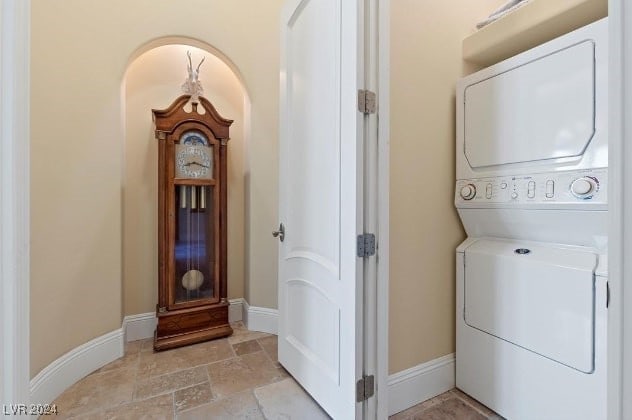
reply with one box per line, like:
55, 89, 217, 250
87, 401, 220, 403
358, 89, 377, 114
356, 375, 375, 402
357, 233, 376, 258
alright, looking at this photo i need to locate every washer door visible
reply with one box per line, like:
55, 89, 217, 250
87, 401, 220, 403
464, 40, 595, 168
464, 239, 597, 373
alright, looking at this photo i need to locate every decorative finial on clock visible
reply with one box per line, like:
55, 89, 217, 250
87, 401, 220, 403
181, 51, 205, 103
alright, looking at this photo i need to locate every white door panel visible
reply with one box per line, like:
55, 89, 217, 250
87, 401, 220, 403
279, 0, 364, 418
286, 279, 340, 380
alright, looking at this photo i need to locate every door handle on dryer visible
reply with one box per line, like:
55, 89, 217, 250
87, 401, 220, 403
272, 223, 285, 242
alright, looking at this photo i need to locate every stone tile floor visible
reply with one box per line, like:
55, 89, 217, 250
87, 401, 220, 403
389, 389, 503, 420
52, 321, 499, 419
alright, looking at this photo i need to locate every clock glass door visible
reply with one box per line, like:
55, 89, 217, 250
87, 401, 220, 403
174, 185, 216, 304
170, 129, 219, 307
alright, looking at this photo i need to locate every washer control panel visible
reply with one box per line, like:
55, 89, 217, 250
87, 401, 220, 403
456, 169, 607, 206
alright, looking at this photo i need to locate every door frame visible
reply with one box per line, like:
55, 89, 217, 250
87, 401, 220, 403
608, 1, 632, 419
375, 0, 390, 418
354, 0, 390, 415
361, 0, 390, 418
0, 0, 31, 407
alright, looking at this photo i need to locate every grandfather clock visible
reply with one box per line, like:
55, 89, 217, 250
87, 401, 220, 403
152, 95, 233, 351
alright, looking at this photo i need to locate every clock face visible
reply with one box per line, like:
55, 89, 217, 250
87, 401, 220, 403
175, 131, 213, 179
176, 145, 212, 178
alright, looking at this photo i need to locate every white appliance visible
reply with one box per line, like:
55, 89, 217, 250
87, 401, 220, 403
455, 18, 608, 420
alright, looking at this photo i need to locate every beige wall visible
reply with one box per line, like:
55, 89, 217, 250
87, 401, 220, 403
123, 45, 246, 316
30, 0, 284, 377
389, 0, 506, 374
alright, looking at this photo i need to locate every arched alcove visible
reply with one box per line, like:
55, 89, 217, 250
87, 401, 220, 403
123, 43, 248, 316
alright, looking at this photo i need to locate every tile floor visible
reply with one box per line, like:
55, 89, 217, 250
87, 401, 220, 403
389, 389, 502, 420
52, 322, 499, 419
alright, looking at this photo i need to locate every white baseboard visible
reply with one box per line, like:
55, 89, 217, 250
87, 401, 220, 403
30, 329, 124, 405
387, 353, 456, 416
122, 312, 157, 342
243, 300, 278, 335
228, 298, 245, 324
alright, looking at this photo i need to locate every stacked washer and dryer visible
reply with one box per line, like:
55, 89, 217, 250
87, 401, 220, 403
455, 19, 608, 420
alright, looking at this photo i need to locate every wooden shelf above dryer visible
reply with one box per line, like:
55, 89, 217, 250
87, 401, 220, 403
463, 0, 607, 67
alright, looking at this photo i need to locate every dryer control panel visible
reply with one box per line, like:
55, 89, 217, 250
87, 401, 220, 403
455, 168, 607, 208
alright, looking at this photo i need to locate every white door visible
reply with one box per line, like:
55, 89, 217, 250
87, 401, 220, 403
278, 0, 366, 418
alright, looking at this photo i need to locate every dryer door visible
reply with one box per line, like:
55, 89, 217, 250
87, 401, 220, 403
464, 40, 595, 168
464, 239, 597, 373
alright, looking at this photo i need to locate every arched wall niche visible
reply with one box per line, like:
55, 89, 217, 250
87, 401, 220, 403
122, 40, 249, 316
124, 36, 252, 102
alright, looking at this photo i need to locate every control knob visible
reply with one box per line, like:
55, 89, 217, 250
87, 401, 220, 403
570, 176, 599, 199
459, 184, 476, 200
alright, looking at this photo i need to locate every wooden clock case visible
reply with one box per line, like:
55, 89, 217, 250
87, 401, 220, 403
152, 95, 233, 351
